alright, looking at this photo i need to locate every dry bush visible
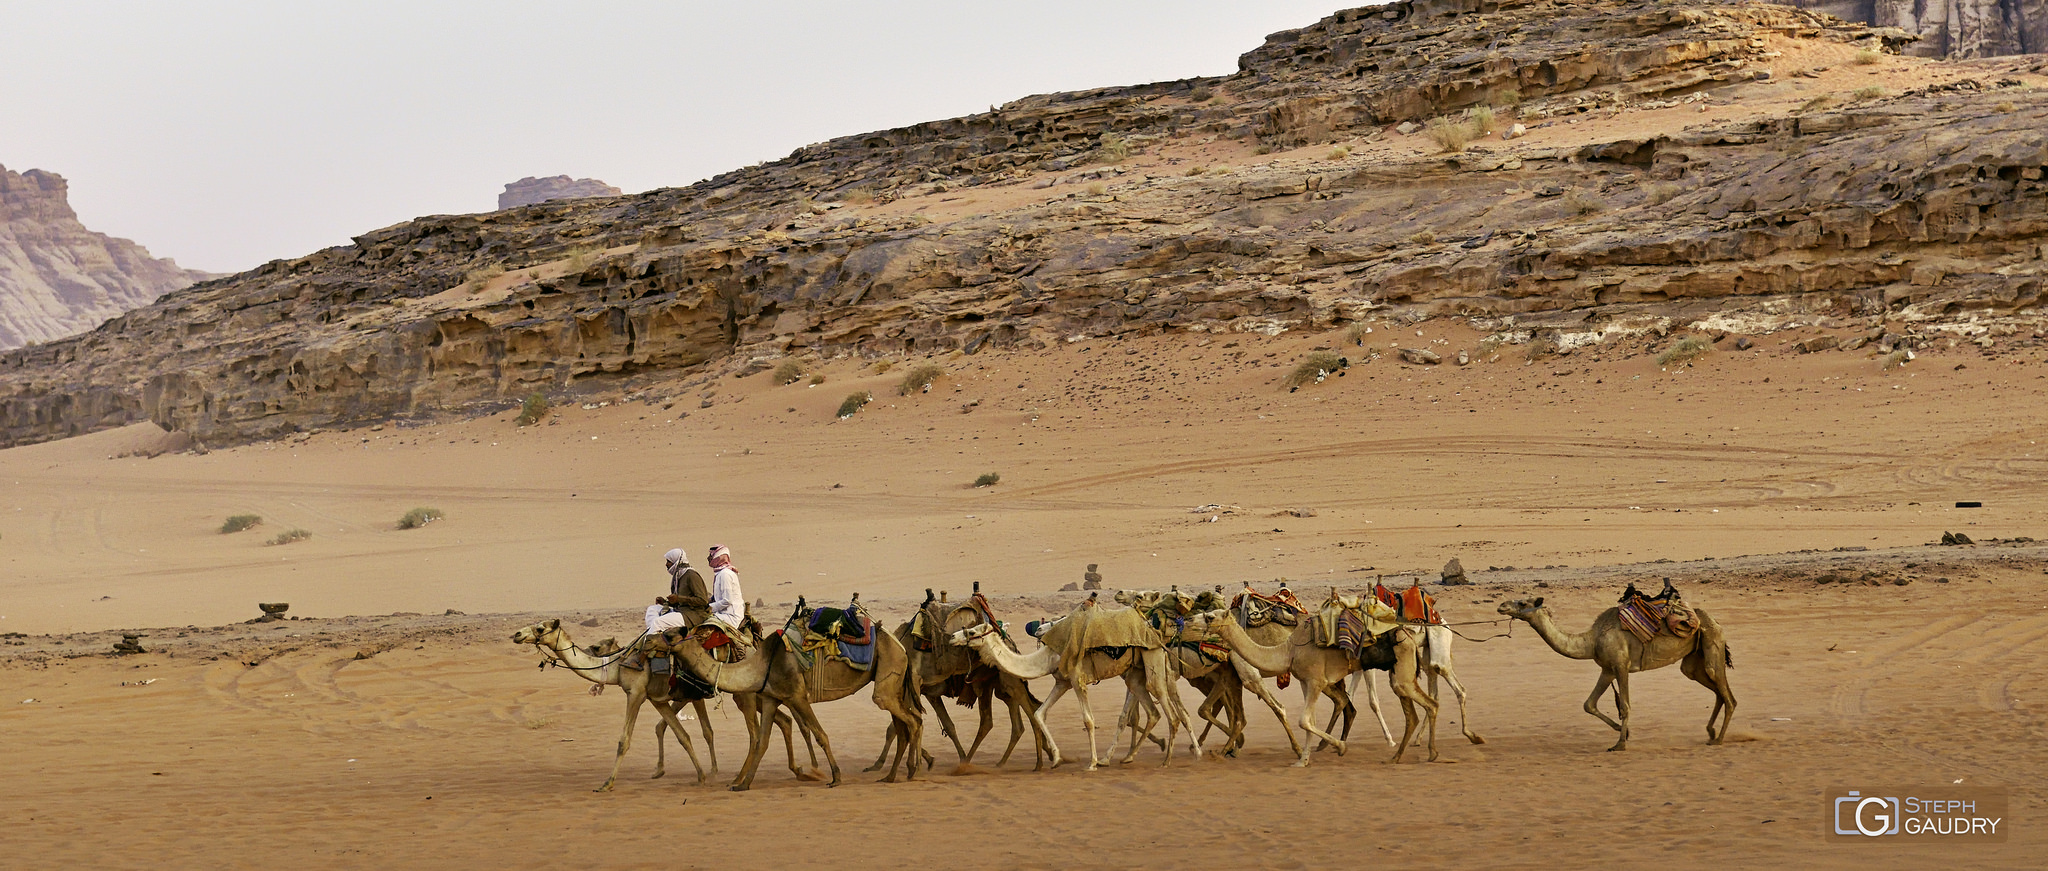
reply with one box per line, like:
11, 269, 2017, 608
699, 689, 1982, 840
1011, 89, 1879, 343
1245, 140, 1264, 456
514, 391, 548, 426
267, 529, 312, 546
1854, 86, 1887, 100
808, 374, 826, 386
1655, 336, 1712, 366
1643, 182, 1684, 206
1407, 228, 1437, 245
1995, 101, 2017, 113
1284, 351, 1345, 388
1093, 132, 1130, 164
973, 472, 1001, 487
1565, 190, 1606, 215
220, 515, 262, 534
1343, 322, 1373, 346
397, 507, 444, 530
871, 359, 895, 374
837, 186, 875, 205
837, 391, 873, 419
1326, 145, 1352, 160
1881, 349, 1910, 370
464, 263, 506, 291
1085, 182, 1108, 197
1184, 165, 1208, 176
1798, 95, 1837, 113
772, 360, 805, 385
1468, 105, 1498, 133
1853, 49, 1882, 65
1426, 117, 1478, 153
898, 362, 944, 395
1189, 86, 1214, 103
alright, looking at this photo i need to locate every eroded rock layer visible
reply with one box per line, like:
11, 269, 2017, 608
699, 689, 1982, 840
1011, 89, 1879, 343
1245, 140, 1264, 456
1788, 0, 2048, 57
1, 0, 2043, 447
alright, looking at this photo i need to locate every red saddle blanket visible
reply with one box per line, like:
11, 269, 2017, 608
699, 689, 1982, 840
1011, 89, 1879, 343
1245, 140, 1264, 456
1618, 595, 1699, 643
1374, 583, 1442, 625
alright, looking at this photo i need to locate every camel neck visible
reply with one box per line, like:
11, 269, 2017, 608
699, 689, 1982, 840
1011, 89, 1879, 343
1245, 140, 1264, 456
1525, 608, 1597, 660
976, 636, 1057, 679
1211, 617, 1293, 675
541, 633, 616, 684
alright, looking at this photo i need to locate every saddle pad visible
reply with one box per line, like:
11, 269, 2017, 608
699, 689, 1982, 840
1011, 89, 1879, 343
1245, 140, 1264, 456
808, 607, 874, 643
1617, 596, 1670, 643
1398, 585, 1442, 625
838, 637, 875, 669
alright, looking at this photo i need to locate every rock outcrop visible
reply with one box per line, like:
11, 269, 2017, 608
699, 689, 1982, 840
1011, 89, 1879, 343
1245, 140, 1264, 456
0, 0, 2043, 447
497, 176, 623, 210
0, 165, 212, 350
1786, 0, 2048, 57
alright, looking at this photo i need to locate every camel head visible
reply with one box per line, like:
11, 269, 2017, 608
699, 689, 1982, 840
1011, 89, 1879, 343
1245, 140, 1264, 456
949, 622, 998, 648
510, 618, 562, 645
1496, 597, 1545, 622
1112, 589, 1155, 607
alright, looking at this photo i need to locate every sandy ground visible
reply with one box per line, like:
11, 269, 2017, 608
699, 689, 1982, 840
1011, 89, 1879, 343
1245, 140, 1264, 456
4, 321, 2047, 867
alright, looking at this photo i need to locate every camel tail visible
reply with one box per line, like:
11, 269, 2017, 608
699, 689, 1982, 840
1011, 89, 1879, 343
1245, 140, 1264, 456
1724, 645, 1733, 668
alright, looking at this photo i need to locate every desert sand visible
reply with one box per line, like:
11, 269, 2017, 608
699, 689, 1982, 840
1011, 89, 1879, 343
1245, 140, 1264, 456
4, 320, 2046, 868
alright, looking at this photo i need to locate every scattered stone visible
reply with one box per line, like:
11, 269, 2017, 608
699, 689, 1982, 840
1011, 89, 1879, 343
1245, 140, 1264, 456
251, 602, 289, 624
1398, 347, 1442, 365
1395, 121, 1421, 135
1285, 508, 1317, 518
1795, 336, 1840, 353
111, 633, 145, 655
1501, 123, 1527, 140
578, 617, 602, 627
1734, 337, 1754, 350
1441, 557, 1470, 585
443, 609, 464, 616
1059, 582, 1081, 592
1083, 564, 1104, 590
1456, 349, 1470, 366
1839, 335, 1869, 351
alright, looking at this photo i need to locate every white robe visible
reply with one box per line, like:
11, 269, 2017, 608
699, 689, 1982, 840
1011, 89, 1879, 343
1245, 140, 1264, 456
709, 566, 744, 628
645, 604, 689, 634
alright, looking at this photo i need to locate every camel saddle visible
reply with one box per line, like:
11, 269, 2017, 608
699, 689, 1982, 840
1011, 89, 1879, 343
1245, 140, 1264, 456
1311, 594, 1400, 655
796, 602, 877, 670
1616, 582, 1699, 644
1232, 587, 1305, 628
1374, 581, 1443, 625
687, 621, 749, 663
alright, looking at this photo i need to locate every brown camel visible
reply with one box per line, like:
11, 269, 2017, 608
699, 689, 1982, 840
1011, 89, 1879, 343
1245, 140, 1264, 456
1199, 607, 1440, 765
951, 601, 1199, 770
869, 588, 1048, 773
670, 600, 926, 790
1495, 597, 1735, 751
511, 619, 817, 792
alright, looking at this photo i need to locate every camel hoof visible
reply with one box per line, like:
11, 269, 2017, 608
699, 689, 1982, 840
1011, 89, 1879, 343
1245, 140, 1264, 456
1290, 760, 1311, 769
728, 784, 749, 792
1468, 735, 1487, 745
1607, 744, 1627, 752
650, 771, 664, 780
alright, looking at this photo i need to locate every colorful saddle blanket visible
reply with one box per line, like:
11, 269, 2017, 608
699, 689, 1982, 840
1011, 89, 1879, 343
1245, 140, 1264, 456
1232, 587, 1306, 628
1311, 595, 1400, 654
796, 604, 876, 670
1374, 582, 1443, 625
1617, 592, 1699, 643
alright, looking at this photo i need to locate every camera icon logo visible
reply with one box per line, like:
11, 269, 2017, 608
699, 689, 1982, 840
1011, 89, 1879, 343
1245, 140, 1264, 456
1834, 791, 1902, 836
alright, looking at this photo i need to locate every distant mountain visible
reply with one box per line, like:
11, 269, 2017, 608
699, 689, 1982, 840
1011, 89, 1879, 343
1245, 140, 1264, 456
498, 176, 623, 210
0, 165, 213, 350
1788, 0, 2047, 57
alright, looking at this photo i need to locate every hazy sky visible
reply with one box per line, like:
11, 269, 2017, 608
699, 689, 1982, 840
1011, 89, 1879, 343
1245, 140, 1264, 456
5, 1, 1350, 274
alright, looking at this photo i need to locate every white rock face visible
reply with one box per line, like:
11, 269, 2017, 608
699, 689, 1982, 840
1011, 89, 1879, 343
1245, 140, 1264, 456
0, 165, 211, 350
1787, 0, 2047, 57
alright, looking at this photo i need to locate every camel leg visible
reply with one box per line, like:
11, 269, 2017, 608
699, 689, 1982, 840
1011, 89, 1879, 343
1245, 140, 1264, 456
1682, 644, 1737, 745
1358, 669, 1396, 747
688, 697, 718, 773
1150, 654, 1196, 764
1582, 671, 1625, 741
1034, 680, 1070, 769
1072, 682, 1107, 770
964, 683, 997, 765
997, 691, 1025, 768
868, 710, 898, 773
1608, 669, 1632, 752
598, 692, 648, 793
928, 688, 971, 764
1293, 680, 1339, 766
1432, 664, 1485, 745
649, 697, 707, 784
1315, 681, 1359, 752
779, 698, 842, 786
1235, 658, 1301, 758
729, 696, 781, 792
1390, 653, 1440, 763
652, 710, 667, 780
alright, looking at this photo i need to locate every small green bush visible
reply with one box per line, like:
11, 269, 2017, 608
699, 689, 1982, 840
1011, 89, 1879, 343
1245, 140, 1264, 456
772, 361, 806, 385
973, 472, 1001, 487
1285, 351, 1345, 388
1467, 105, 1498, 134
267, 529, 312, 546
898, 362, 944, 395
514, 391, 548, 426
837, 391, 873, 419
221, 514, 263, 534
1656, 336, 1713, 367
397, 507, 445, 530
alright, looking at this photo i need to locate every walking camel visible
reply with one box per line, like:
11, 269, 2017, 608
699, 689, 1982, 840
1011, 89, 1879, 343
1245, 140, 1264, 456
668, 604, 927, 790
868, 589, 1048, 773
512, 619, 817, 791
1115, 589, 1301, 759
950, 601, 1199, 770
1495, 597, 1735, 750
1336, 623, 1486, 748
1198, 608, 1441, 765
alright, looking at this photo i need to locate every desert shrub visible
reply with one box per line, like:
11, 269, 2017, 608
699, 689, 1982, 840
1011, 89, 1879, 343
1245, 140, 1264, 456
464, 263, 506, 290
1326, 145, 1352, 160
1085, 182, 1108, 197
1189, 86, 1214, 103
808, 374, 826, 386
1093, 132, 1131, 164
973, 472, 1001, 487
1656, 336, 1713, 366
1467, 105, 1498, 133
1565, 190, 1606, 214
1343, 323, 1373, 346
1426, 117, 1478, 153
871, 359, 895, 374
837, 391, 873, 419
1252, 144, 1274, 155
1184, 165, 1208, 177
1798, 94, 1837, 113
220, 514, 262, 534
564, 246, 595, 274
514, 391, 548, 426
772, 360, 805, 385
898, 362, 944, 395
1881, 349, 1910, 370
1854, 86, 1887, 100
1407, 228, 1437, 245
397, 507, 445, 530
1853, 49, 1882, 65
837, 186, 875, 205
1994, 101, 2017, 113
1643, 182, 1684, 206
267, 529, 312, 546
1497, 87, 1523, 108
1284, 351, 1345, 388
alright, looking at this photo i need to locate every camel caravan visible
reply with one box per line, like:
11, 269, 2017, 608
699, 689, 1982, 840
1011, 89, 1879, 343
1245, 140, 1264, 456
514, 554, 1736, 792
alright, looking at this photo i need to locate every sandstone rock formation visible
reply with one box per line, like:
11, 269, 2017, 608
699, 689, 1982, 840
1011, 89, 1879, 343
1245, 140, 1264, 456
0, 165, 212, 350
0, 0, 2043, 447
497, 176, 623, 210
1786, 0, 2047, 57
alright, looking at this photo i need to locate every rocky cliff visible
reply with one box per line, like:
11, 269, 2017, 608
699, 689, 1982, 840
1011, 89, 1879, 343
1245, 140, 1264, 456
1787, 0, 2047, 57
0, 165, 212, 350
1, 0, 2044, 447
498, 176, 623, 210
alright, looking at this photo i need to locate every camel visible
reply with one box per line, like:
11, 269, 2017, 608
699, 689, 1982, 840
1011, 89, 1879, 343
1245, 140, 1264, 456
512, 619, 818, 792
1337, 624, 1485, 748
1495, 596, 1735, 751
868, 589, 1048, 773
1114, 589, 1301, 759
950, 602, 1199, 771
1215, 586, 1374, 755
669, 601, 926, 790
1198, 607, 1440, 765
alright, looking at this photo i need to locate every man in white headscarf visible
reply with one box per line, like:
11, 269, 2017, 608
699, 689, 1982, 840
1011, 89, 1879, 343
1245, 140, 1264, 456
705, 544, 745, 630
644, 548, 707, 634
